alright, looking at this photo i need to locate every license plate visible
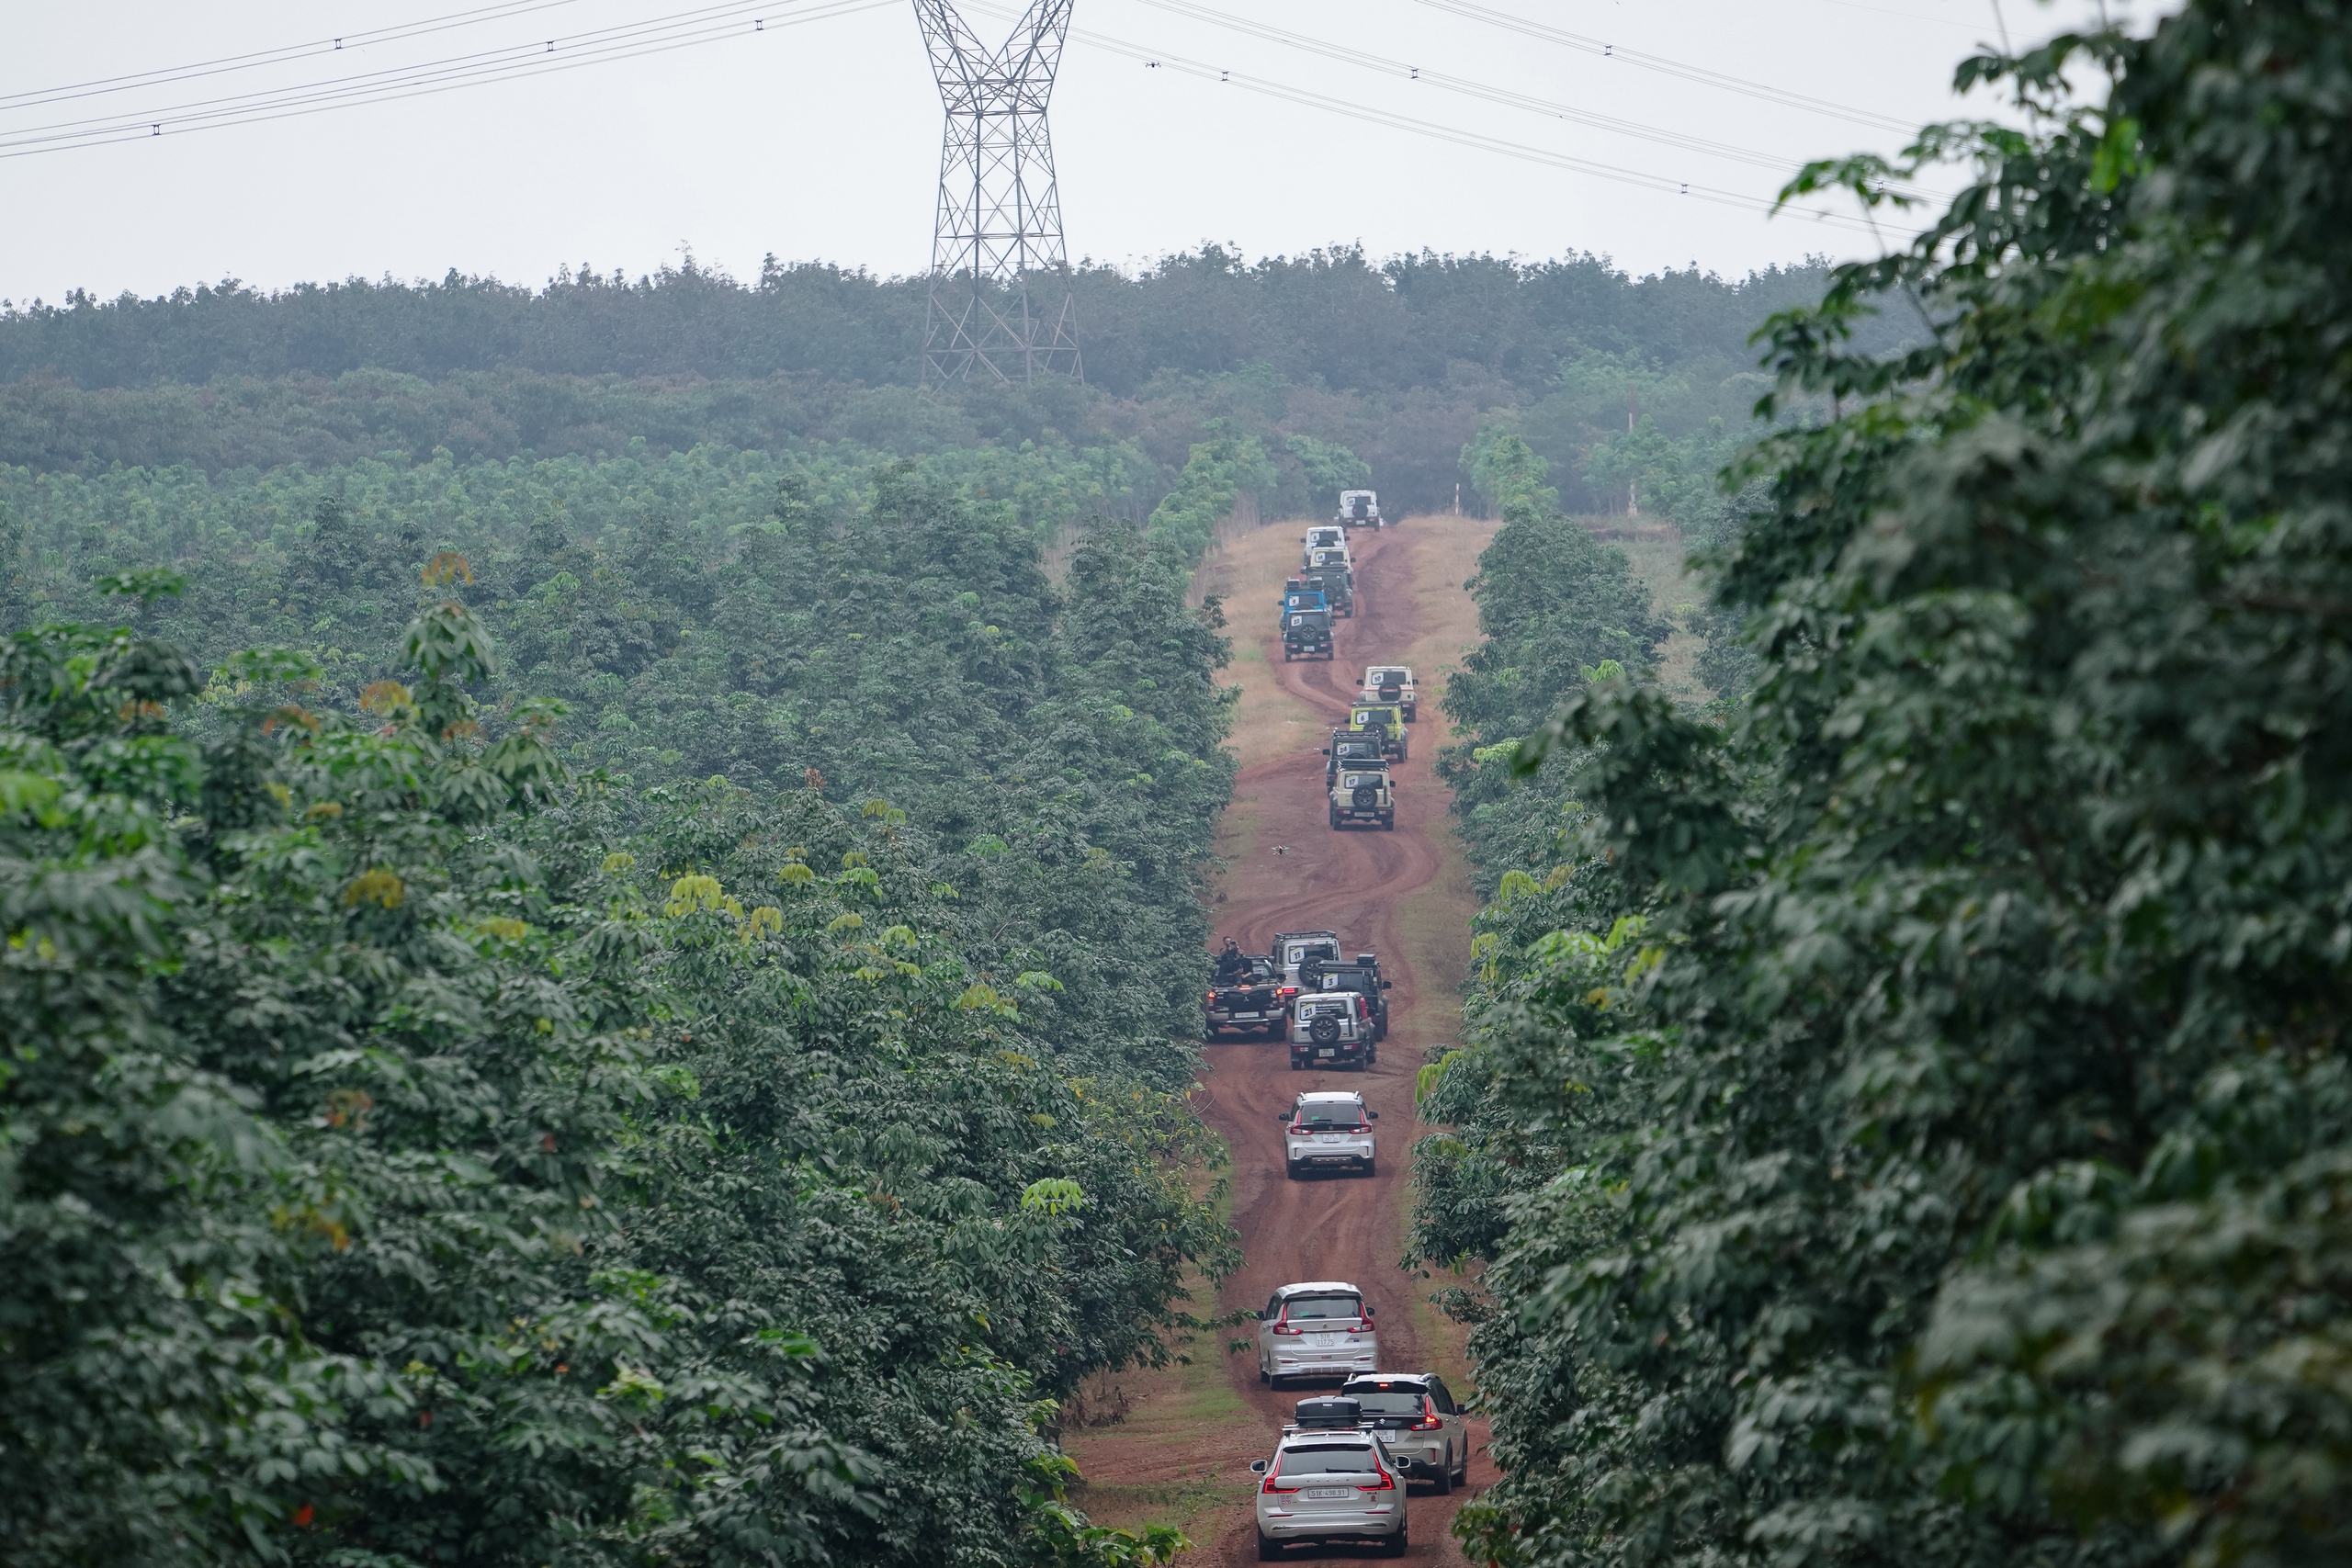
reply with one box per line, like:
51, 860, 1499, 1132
1317, 1048, 1335, 1056
1234, 1011, 1261, 1020
1305, 1487, 1351, 1500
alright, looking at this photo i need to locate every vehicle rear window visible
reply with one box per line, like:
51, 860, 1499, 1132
1345, 1391, 1424, 1416
1280, 1445, 1381, 1474
1295, 1102, 1364, 1127
1283, 1294, 1363, 1320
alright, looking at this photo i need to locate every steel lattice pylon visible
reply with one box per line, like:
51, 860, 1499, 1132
914, 0, 1082, 384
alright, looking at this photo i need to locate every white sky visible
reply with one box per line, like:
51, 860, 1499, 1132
0, 0, 2129, 306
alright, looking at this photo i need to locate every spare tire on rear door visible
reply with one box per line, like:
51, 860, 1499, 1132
1351, 784, 1379, 808
1310, 1016, 1341, 1044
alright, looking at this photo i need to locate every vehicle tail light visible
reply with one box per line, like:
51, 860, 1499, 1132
1277, 986, 1299, 1001
1204, 990, 1216, 1005
1360, 1468, 1396, 1491
1408, 1397, 1442, 1431
1272, 1321, 1305, 1335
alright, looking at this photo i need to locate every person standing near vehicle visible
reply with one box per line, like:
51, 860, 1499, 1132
1214, 938, 1248, 982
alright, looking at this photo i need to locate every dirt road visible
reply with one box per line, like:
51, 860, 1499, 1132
1068, 516, 1499, 1564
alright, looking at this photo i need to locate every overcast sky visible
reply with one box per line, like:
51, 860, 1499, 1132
0, 0, 2131, 306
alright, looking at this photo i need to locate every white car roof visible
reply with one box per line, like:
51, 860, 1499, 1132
1294, 1091, 1365, 1105
1272, 1280, 1363, 1298
1277, 1431, 1381, 1453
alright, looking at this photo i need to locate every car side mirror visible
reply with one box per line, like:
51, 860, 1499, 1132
1381, 980, 1392, 989
1276, 1112, 1291, 1122
1250, 1460, 1268, 1473
1368, 1111, 1380, 1120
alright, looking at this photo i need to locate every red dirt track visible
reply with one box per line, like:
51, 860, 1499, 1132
1070, 520, 1499, 1564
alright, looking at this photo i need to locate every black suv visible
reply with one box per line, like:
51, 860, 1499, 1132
1321, 730, 1387, 785
1310, 957, 1391, 1042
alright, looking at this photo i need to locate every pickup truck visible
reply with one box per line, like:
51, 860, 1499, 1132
1205, 954, 1284, 1040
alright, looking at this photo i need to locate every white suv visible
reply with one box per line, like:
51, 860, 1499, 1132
1280, 1091, 1378, 1177
1340, 1373, 1471, 1495
1302, 525, 1348, 562
1250, 1429, 1408, 1558
1357, 665, 1418, 721
1256, 1280, 1380, 1387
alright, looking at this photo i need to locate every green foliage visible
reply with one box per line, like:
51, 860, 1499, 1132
1461, 429, 1560, 519
1, 251, 1896, 519
1144, 427, 1278, 559
1, 454, 1241, 1562
1438, 502, 1667, 780
1413, 6, 2352, 1568
1281, 433, 1372, 513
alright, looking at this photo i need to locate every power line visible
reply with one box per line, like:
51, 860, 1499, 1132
1409, 0, 1922, 135
0, 0, 891, 158
0, 0, 593, 110
962, 2, 1888, 236
1122, 0, 1930, 197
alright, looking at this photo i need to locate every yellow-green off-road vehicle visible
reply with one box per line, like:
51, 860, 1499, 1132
1348, 702, 1407, 761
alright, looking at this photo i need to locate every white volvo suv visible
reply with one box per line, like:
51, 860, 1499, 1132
1250, 1429, 1408, 1558
1256, 1280, 1380, 1387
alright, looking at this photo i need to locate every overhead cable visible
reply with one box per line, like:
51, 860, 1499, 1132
0, 0, 891, 158
1408, 0, 1921, 134
963, 2, 1889, 237
1123, 0, 1930, 197
0, 0, 594, 111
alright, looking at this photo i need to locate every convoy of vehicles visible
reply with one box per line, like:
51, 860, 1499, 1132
1207, 497, 1484, 1540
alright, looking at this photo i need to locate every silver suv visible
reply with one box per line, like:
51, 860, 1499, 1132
1256, 1280, 1380, 1387
1280, 1091, 1378, 1178
1340, 1373, 1471, 1495
1289, 995, 1374, 1072
1250, 1429, 1408, 1558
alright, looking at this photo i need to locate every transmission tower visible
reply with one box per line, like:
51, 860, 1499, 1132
914, 0, 1082, 384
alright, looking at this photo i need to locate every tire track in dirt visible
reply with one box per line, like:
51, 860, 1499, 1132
1069, 517, 1499, 1565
